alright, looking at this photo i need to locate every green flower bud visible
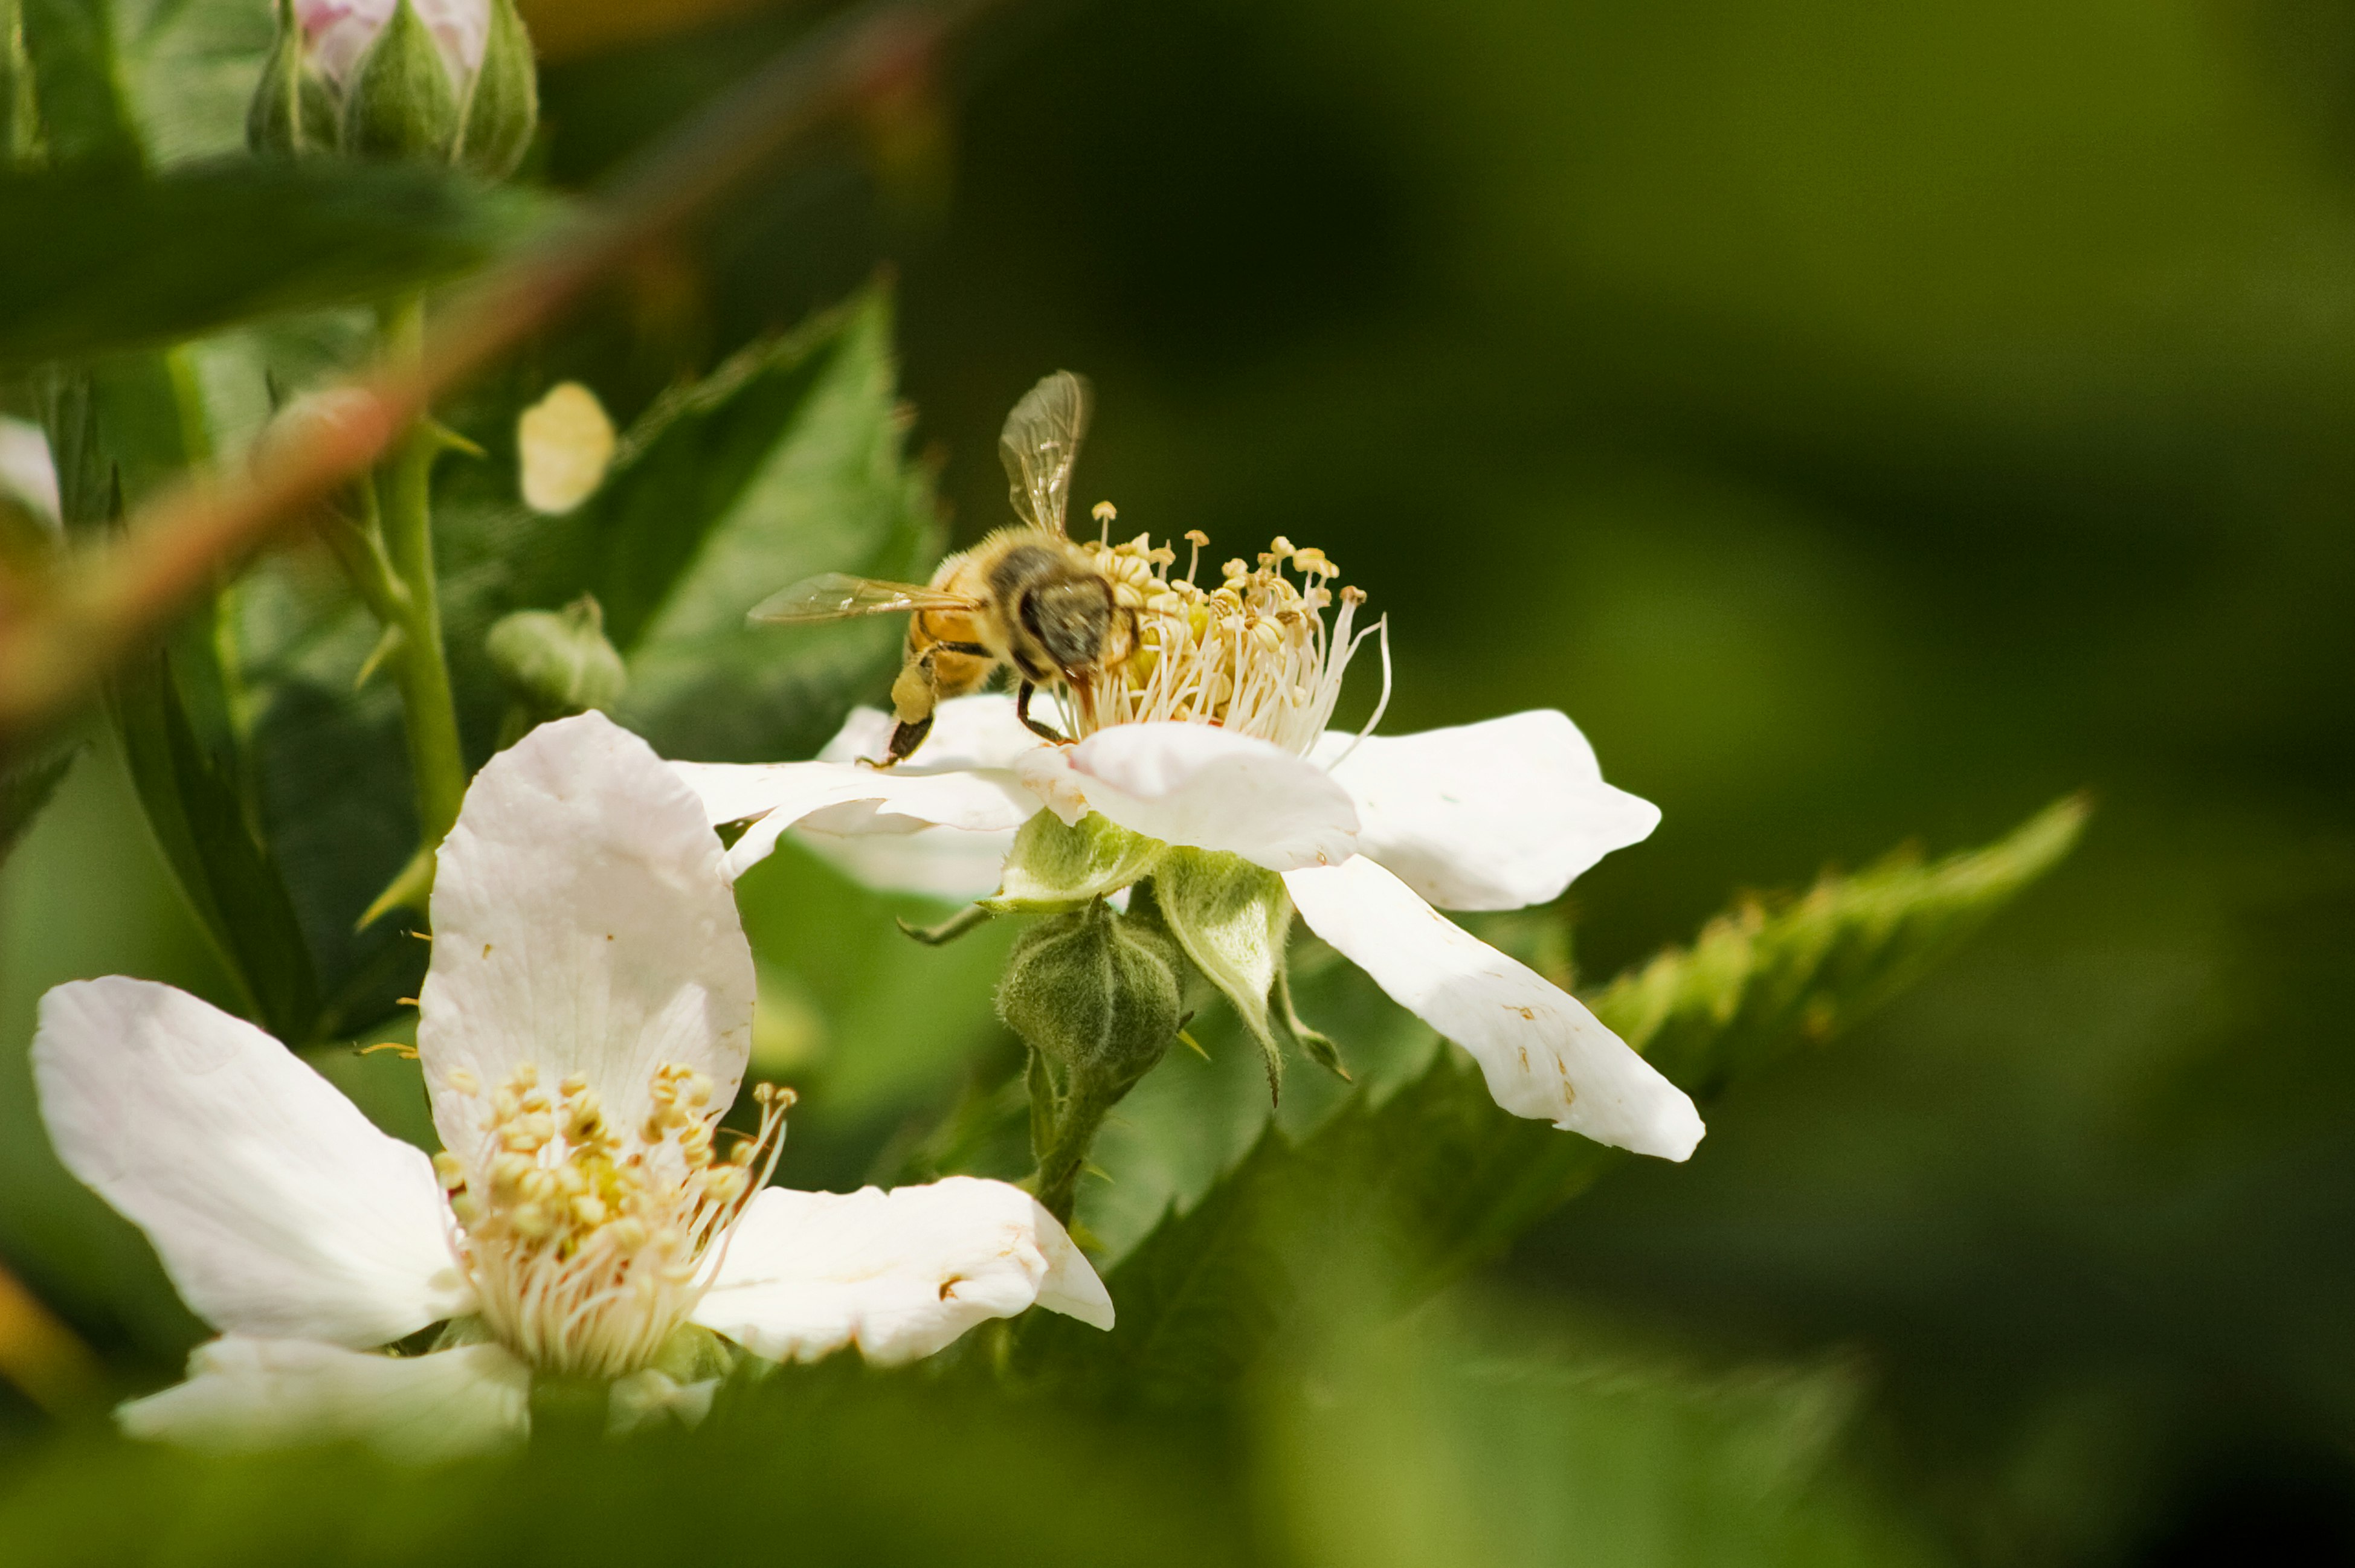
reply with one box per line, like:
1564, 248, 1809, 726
246, 0, 338, 155
487, 596, 626, 721
997, 898, 1183, 1100
339, 0, 460, 161
454, 0, 535, 179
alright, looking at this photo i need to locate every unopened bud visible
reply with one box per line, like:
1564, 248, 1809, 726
996, 898, 1184, 1098
246, 0, 339, 155
487, 595, 627, 719
456, 0, 535, 178
340, 0, 461, 161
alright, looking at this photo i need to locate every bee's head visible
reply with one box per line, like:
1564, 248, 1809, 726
1020, 574, 1118, 680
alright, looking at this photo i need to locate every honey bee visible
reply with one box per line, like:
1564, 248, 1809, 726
748, 371, 1135, 766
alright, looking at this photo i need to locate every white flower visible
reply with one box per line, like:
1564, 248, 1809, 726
33, 713, 1110, 1459
674, 537, 1703, 1162
296, 0, 486, 87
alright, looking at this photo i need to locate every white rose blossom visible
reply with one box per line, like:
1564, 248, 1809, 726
33, 713, 1110, 1459
674, 535, 1704, 1162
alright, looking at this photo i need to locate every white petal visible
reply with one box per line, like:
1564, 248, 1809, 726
419, 713, 755, 1169
118, 1338, 529, 1460
1284, 858, 1704, 1160
517, 382, 616, 515
1312, 711, 1661, 911
675, 760, 1036, 884
1016, 723, 1359, 873
32, 978, 471, 1348
818, 693, 1042, 773
796, 821, 1019, 902
692, 1177, 1113, 1366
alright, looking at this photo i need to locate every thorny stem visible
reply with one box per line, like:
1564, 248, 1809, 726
376, 293, 467, 849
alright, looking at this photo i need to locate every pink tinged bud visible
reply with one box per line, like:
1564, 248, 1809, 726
297, 0, 487, 88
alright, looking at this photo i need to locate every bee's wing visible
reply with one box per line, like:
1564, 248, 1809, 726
747, 573, 980, 625
997, 370, 1092, 538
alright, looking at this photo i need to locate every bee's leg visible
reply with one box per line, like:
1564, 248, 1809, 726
1016, 681, 1070, 744
880, 713, 933, 766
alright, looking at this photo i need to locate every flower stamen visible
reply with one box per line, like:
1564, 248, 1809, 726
1068, 527, 1389, 759
439, 1062, 791, 1378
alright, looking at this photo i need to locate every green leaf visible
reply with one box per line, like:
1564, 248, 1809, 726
0, 737, 79, 868
207, 286, 942, 1039
1014, 798, 2087, 1405
1273, 1294, 1944, 1568
0, 160, 543, 365
18, 0, 144, 168
108, 638, 321, 1039
611, 288, 944, 762
40, 355, 324, 1040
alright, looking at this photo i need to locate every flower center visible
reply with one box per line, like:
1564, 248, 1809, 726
433, 1062, 788, 1378
1071, 525, 1388, 757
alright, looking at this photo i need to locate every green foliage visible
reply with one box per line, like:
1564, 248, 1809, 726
0, 739, 77, 869
1013, 799, 2084, 1406
16, 0, 143, 168
1269, 1294, 1944, 1568
0, 162, 544, 366
1596, 795, 2089, 1099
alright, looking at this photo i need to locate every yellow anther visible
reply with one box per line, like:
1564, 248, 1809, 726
570, 1195, 608, 1227
509, 1203, 553, 1242
445, 1068, 479, 1096
1092, 500, 1118, 523
680, 1073, 712, 1109
511, 1063, 539, 1090
608, 1216, 648, 1252
490, 1152, 533, 1197
432, 1151, 465, 1189
491, 1090, 520, 1123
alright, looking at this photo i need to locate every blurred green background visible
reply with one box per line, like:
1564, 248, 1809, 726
7, 0, 2355, 1561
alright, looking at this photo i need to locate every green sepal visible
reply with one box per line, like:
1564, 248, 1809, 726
1274, 954, 1350, 1082
1149, 847, 1294, 1103
982, 809, 1165, 913
456, 0, 535, 179
245, 0, 337, 156
646, 1322, 736, 1387
339, 0, 459, 162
